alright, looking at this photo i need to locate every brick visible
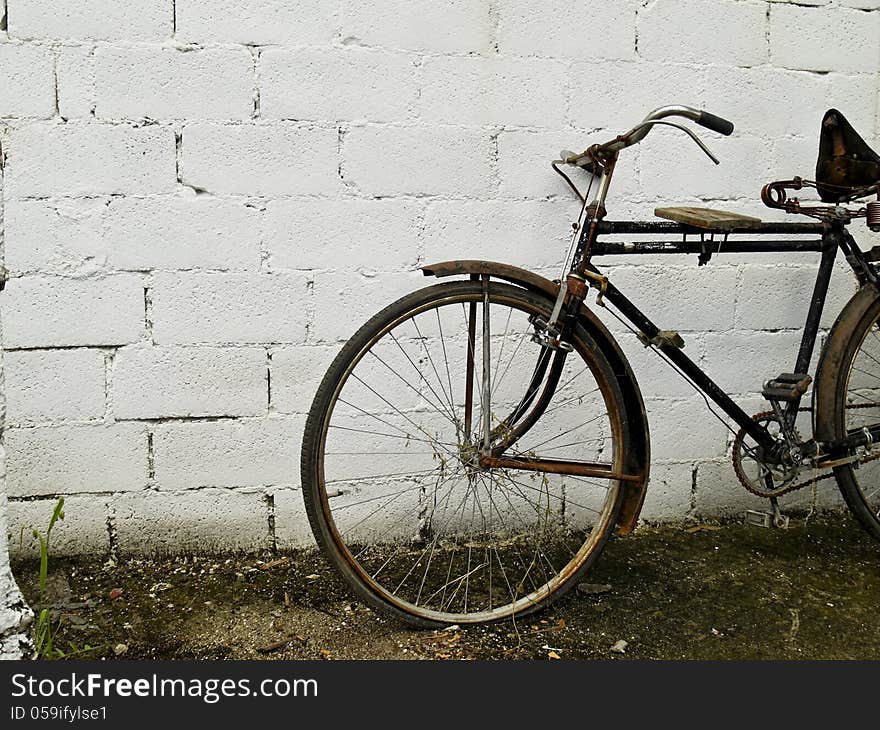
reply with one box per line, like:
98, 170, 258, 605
8, 495, 111, 558
270, 346, 337, 414
701, 331, 804, 396
5, 349, 106, 424
57, 45, 96, 119
6, 424, 147, 496
264, 198, 421, 272
498, 0, 636, 60
113, 489, 270, 555
6, 188, 258, 275
339, 0, 493, 53
95, 46, 254, 121
8, 0, 172, 41
5, 122, 176, 198
310, 270, 422, 342
422, 200, 571, 271
606, 265, 737, 332
639, 0, 767, 67
638, 462, 694, 522
736, 265, 856, 331
180, 123, 340, 196
151, 272, 309, 344
4, 198, 106, 276
646, 398, 729, 460
151, 418, 301, 488
343, 126, 492, 197
0, 42, 55, 118
2, 275, 145, 348
642, 133, 772, 200
261, 47, 418, 123
770, 4, 880, 73
5, 195, 261, 276
104, 194, 262, 271
701, 66, 831, 141
567, 60, 704, 132
175, 0, 337, 45
113, 345, 267, 419
272, 487, 314, 548
420, 56, 567, 128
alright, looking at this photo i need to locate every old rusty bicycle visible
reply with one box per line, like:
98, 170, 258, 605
301, 106, 880, 627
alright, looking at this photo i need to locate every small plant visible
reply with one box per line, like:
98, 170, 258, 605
32, 497, 64, 659
30, 498, 98, 660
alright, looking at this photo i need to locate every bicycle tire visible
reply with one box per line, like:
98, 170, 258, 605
301, 280, 630, 627
816, 284, 880, 540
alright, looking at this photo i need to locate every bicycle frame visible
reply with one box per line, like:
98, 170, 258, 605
555, 149, 880, 461
588, 220, 867, 454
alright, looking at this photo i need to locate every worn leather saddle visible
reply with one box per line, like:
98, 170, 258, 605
816, 108, 880, 203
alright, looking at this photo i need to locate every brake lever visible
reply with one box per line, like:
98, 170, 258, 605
611, 119, 720, 164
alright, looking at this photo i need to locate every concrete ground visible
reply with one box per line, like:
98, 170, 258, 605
11, 511, 880, 660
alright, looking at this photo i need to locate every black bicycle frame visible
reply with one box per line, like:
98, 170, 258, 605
578, 218, 880, 455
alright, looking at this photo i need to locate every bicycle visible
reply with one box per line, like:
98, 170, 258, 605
301, 105, 880, 627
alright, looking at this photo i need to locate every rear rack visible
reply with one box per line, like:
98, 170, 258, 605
592, 219, 826, 258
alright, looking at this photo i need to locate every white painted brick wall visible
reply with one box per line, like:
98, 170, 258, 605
0, 0, 878, 556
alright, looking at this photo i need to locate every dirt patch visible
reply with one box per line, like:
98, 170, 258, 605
12, 512, 880, 660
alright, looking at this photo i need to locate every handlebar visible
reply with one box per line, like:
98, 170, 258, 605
560, 104, 735, 168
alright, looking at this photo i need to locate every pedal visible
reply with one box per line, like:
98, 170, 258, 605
744, 509, 790, 529
762, 372, 812, 402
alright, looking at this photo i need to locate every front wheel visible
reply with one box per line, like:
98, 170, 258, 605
301, 280, 632, 627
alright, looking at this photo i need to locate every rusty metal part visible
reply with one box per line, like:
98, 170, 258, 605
732, 411, 803, 498
762, 177, 877, 222
581, 270, 609, 306
734, 405, 880, 499
637, 330, 685, 349
463, 300, 477, 441
421, 259, 651, 534
867, 200, 880, 232
479, 455, 642, 483
565, 273, 588, 299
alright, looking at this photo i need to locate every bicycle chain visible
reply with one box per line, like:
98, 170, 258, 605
732, 406, 880, 498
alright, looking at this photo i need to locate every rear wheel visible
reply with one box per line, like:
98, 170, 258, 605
301, 280, 631, 627
822, 287, 880, 540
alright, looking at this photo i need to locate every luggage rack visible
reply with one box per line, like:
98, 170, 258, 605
591, 206, 827, 261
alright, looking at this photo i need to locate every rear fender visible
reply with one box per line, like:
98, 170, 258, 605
813, 283, 880, 443
421, 260, 650, 534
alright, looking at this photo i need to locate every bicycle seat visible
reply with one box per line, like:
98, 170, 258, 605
816, 109, 880, 203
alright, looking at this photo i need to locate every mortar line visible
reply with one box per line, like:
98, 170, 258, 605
147, 431, 156, 482
106, 504, 119, 563
102, 348, 116, 423
266, 348, 274, 413
251, 46, 261, 120
266, 491, 277, 552
143, 283, 155, 345
52, 46, 60, 118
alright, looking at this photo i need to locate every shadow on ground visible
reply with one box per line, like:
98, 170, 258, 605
12, 512, 880, 660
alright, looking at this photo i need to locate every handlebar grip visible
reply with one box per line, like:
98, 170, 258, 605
697, 110, 734, 136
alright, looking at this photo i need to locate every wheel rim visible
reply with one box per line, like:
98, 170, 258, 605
314, 285, 623, 623
841, 311, 880, 518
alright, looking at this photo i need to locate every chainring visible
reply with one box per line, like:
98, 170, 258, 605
732, 411, 804, 498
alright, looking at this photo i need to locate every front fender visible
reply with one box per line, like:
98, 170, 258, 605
421, 260, 651, 534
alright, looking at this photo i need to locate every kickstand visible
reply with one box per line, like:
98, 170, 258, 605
769, 497, 790, 529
